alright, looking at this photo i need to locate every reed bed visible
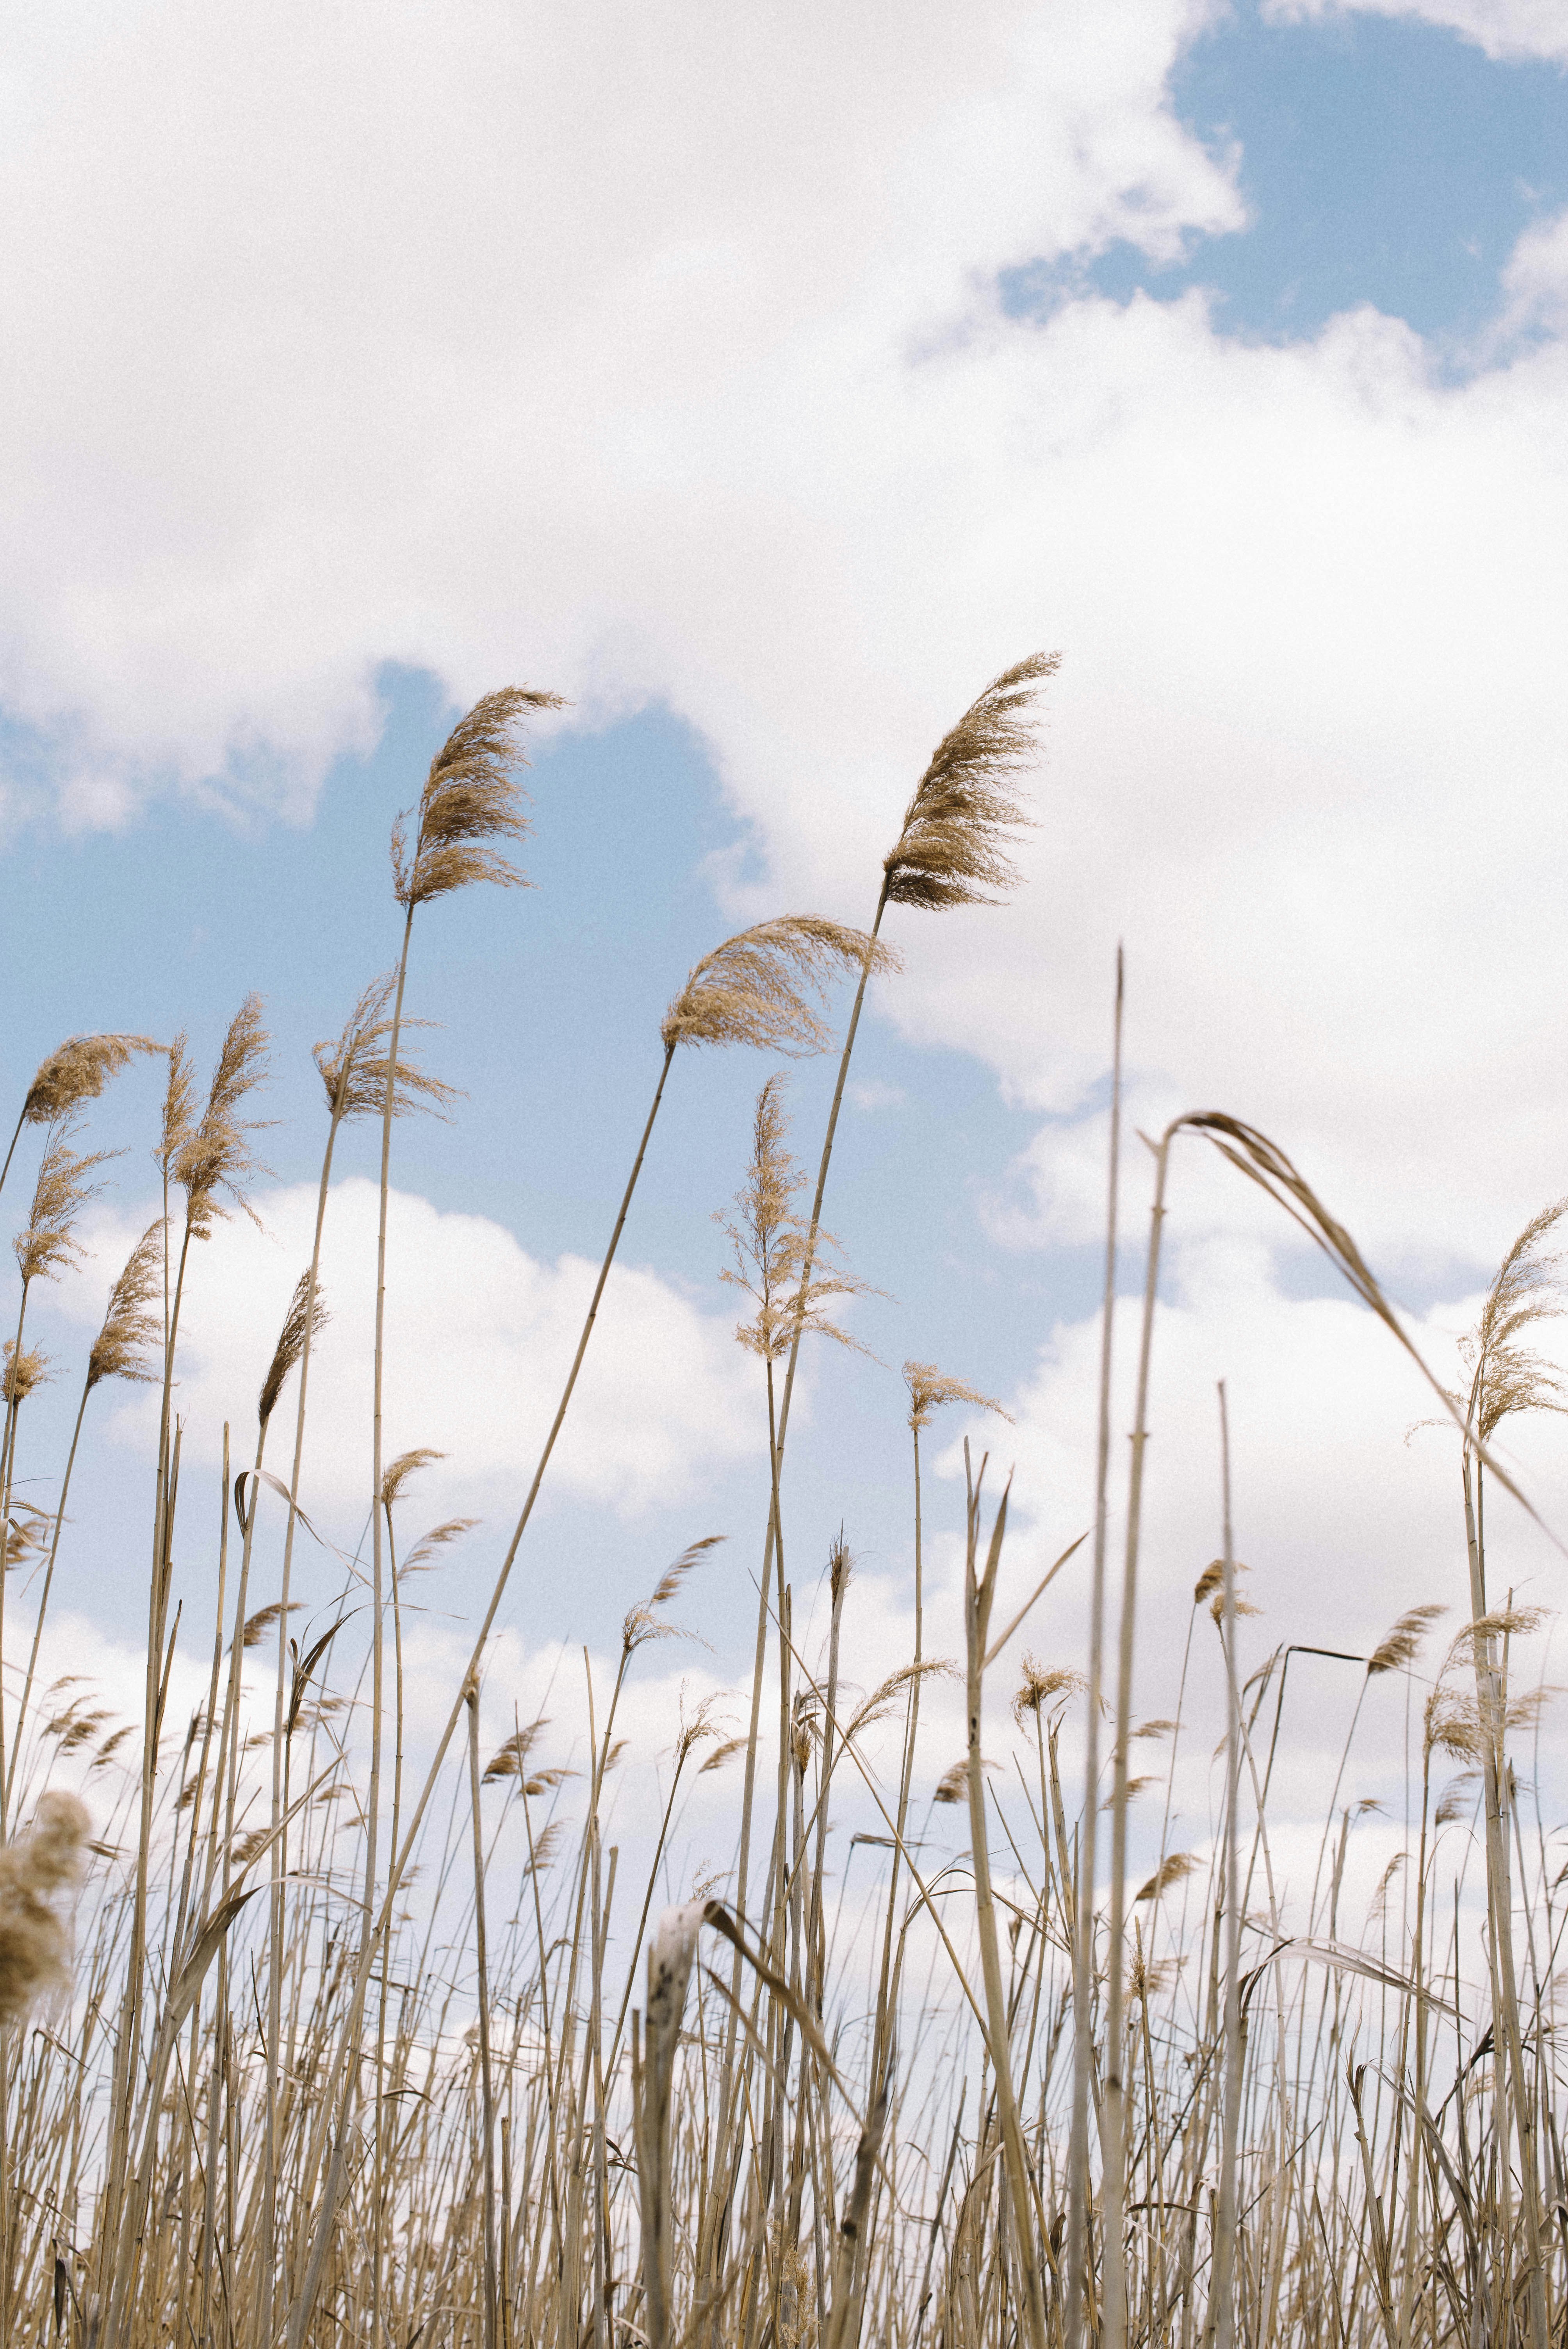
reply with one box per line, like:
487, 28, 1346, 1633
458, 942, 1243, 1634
0, 670, 1564, 2349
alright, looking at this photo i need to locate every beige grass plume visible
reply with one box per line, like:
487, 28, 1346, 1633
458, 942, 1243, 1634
313, 974, 460, 1123
2, 1342, 50, 1406
1012, 1657, 1083, 1727
661, 918, 894, 1055
12, 1114, 117, 1289
0, 1790, 91, 2026
904, 1360, 1011, 1434
173, 995, 273, 1239
16, 1034, 159, 1129
258, 1271, 330, 1429
392, 687, 564, 909
87, 1221, 167, 1391
882, 653, 1058, 912
1462, 1197, 1568, 1442
1366, 1603, 1447, 1677
719, 1075, 879, 1361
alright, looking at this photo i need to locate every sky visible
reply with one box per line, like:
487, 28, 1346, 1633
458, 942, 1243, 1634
4, 0, 1568, 1921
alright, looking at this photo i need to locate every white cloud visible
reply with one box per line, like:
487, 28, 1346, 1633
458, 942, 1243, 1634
4, 4, 1568, 1283
58, 1178, 763, 1520
1267, 0, 1568, 62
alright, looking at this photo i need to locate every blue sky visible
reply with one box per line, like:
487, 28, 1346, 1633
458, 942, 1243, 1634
4, 0, 1568, 1832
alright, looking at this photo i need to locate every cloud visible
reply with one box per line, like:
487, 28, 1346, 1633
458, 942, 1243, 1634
4, 3, 1568, 1284
1266, 0, 1568, 63
57, 1178, 763, 1520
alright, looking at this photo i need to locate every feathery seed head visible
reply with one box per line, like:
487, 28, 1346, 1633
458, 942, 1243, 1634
904, 1359, 1010, 1435
12, 1116, 117, 1288
87, 1219, 166, 1391
399, 1518, 479, 1575
719, 1076, 880, 1363
258, 1271, 328, 1429
1012, 1657, 1083, 1727
1367, 1603, 1448, 1676
380, 1447, 445, 1511
173, 996, 273, 1239
21, 1034, 159, 1127
882, 653, 1058, 912
392, 688, 563, 909
1463, 1197, 1568, 1443
2, 1342, 51, 1406
0, 1791, 91, 2026
313, 974, 460, 1124
661, 918, 894, 1056
1136, 1851, 1199, 1904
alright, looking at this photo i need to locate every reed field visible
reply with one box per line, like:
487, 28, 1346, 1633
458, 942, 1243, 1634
1, 663, 1565, 2349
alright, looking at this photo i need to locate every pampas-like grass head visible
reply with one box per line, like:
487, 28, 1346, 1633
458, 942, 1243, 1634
86, 1220, 166, 1391
313, 974, 460, 1123
882, 653, 1058, 911
661, 918, 894, 1055
392, 688, 564, 909
903, 1360, 1010, 1435
173, 996, 272, 1239
258, 1270, 329, 1428
0, 1790, 91, 2027
1462, 1197, 1568, 1443
12, 1115, 117, 1288
3, 1341, 52, 1406
20, 1034, 159, 1126
718, 1076, 878, 1362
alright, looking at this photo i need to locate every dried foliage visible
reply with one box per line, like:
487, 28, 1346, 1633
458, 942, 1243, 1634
660, 918, 893, 1055
20, 1033, 159, 1126
718, 1076, 877, 1362
313, 973, 459, 1123
172, 995, 272, 1238
257, 1269, 328, 1428
86, 1219, 166, 1390
12, 1114, 116, 1287
2, 1340, 51, 1405
1462, 1197, 1568, 1442
1366, 1602, 1447, 1676
0, 1791, 89, 2024
882, 653, 1057, 910
904, 1358, 1010, 1434
392, 688, 563, 908
1012, 1656, 1084, 1726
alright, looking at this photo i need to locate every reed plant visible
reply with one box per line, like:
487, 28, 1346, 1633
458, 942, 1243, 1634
0, 663, 1563, 2349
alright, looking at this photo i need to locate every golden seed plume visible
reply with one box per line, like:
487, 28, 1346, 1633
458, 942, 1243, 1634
173, 996, 273, 1240
1135, 1851, 1199, 1903
3, 1341, 52, 1405
155, 1034, 197, 1180
661, 918, 895, 1055
0, 1791, 91, 2026
380, 1446, 445, 1511
1194, 1558, 1252, 1607
1461, 1197, 1568, 1443
718, 1075, 880, 1363
700, 1735, 748, 1776
483, 1717, 551, 1783
882, 653, 1058, 912
392, 687, 564, 909
903, 1360, 1011, 1435
87, 1219, 166, 1391
1433, 1771, 1479, 1825
1366, 1603, 1447, 1676
399, 1518, 480, 1575
237, 1601, 303, 1652
844, 1660, 958, 1745
258, 1270, 329, 1429
650, 1534, 728, 1609
312, 973, 460, 1124
21, 1034, 159, 1126
12, 1115, 118, 1288
1012, 1657, 1083, 1728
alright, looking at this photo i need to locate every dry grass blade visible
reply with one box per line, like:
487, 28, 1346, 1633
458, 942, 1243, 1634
660, 917, 894, 1054
20, 1033, 160, 1125
882, 652, 1058, 910
392, 686, 564, 907
86, 1219, 167, 1390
